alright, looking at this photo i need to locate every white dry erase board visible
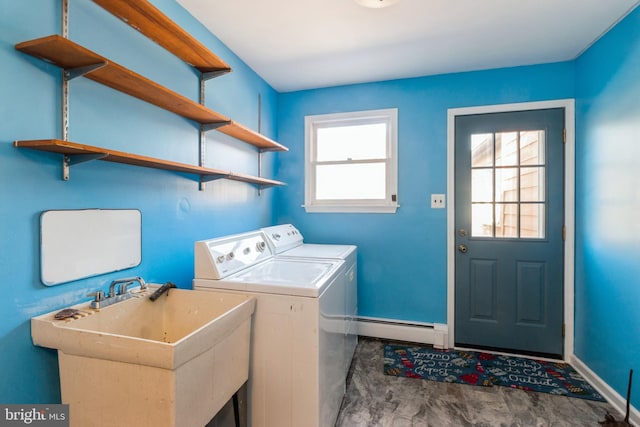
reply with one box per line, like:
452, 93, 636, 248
40, 209, 142, 285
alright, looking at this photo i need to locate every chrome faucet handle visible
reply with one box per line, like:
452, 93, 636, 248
108, 281, 121, 298
87, 290, 105, 302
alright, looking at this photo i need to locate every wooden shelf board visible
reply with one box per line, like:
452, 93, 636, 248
14, 139, 283, 187
15, 36, 286, 151
92, 0, 231, 74
15, 35, 229, 125
227, 172, 285, 187
219, 122, 288, 151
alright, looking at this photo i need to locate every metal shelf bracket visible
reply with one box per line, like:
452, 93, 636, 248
201, 70, 230, 81
63, 153, 107, 181
64, 62, 107, 81
201, 121, 232, 133
199, 174, 229, 190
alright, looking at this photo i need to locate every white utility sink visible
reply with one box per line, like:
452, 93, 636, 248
32, 286, 255, 427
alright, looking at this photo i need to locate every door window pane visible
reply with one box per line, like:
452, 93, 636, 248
471, 133, 494, 167
495, 168, 518, 202
472, 169, 493, 202
496, 203, 518, 238
520, 130, 545, 165
495, 132, 518, 166
470, 130, 547, 239
472, 204, 493, 237
521, 204, 545, 238
520, 167, 545, 202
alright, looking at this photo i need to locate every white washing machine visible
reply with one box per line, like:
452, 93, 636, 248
261, 224, 358, 369
193, 231, 349, 427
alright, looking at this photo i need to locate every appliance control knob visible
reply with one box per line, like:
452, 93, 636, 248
243, 247, 251, 255
216, 255, 225, 263
226, 252, 235, 260
273, 233, 280, 240
256, 241, 266, 252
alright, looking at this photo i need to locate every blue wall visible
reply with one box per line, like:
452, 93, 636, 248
0, 0, 278, 403
275, 63, 575, 323
574, 7, 640, 408
2, 0, 638, 411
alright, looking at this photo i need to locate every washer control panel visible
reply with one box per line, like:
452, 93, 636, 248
195, 231, 272, 279
261, 224, 304, 254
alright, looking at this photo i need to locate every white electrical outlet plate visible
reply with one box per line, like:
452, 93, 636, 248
431, 194, 446, 209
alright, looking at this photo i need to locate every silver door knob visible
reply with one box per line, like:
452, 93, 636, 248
458, 244, 468, 253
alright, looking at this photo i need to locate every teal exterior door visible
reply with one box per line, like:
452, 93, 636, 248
454, 108, 565, 358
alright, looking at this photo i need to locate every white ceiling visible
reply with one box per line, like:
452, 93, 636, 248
177, 0, 639, 92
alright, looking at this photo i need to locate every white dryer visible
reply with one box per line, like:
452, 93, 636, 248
261, 224, 358, 367
193, 231, 349, 427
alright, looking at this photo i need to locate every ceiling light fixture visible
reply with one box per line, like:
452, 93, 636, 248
353, 0, 400, 9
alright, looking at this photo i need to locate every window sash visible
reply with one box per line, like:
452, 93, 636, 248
304, 108, 398, 213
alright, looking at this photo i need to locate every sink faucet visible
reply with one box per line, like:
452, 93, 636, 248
88, 276, 148, 309
108, 276, 148, 297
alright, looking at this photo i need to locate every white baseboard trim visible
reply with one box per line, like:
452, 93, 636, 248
356, 317, 448, 349
570, 354, 639, 425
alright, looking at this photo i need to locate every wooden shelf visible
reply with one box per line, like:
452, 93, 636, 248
92, 0, 231, 75
15, 35, 287, 152
14, 139, 285, 188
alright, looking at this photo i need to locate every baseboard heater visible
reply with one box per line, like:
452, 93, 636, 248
356, 317, 448, 349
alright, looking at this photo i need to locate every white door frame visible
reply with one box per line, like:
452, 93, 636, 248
446, 99, 575, 360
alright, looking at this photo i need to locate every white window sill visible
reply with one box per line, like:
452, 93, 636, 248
302, 204, 399, 214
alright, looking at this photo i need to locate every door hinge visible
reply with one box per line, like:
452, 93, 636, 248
562, 226, 566, 241
562, 323, 566, 337
563, 128, 567, 144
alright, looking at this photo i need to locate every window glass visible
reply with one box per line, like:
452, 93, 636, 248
495, 132, 518, 166
305, 109, 398, 213
471, 133, 493, 167
316, 163, 386, 200
470, 130, 546, 238
316, 123, 387, 161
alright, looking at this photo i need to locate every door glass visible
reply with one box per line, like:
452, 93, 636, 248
471, 130, 546, 238
472, 169, 493, 202
521, 204, 545, 238
520, 131, 545, 165
471, 133, 493, 167
496, 203, 519, 238
495, 168, 518, 202
472, 204, 493, 237
520, 167, 545, 202
495, 132, 518, 166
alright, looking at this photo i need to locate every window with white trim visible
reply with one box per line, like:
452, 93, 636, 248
304, 108, 398, 213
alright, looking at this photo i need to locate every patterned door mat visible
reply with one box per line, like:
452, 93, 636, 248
384, 344, 605, 401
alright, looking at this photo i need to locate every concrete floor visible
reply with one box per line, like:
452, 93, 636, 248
335, 337, 621, 427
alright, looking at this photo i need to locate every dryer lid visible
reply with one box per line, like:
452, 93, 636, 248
281, 244, 356, 260
219, 258, 344, 297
